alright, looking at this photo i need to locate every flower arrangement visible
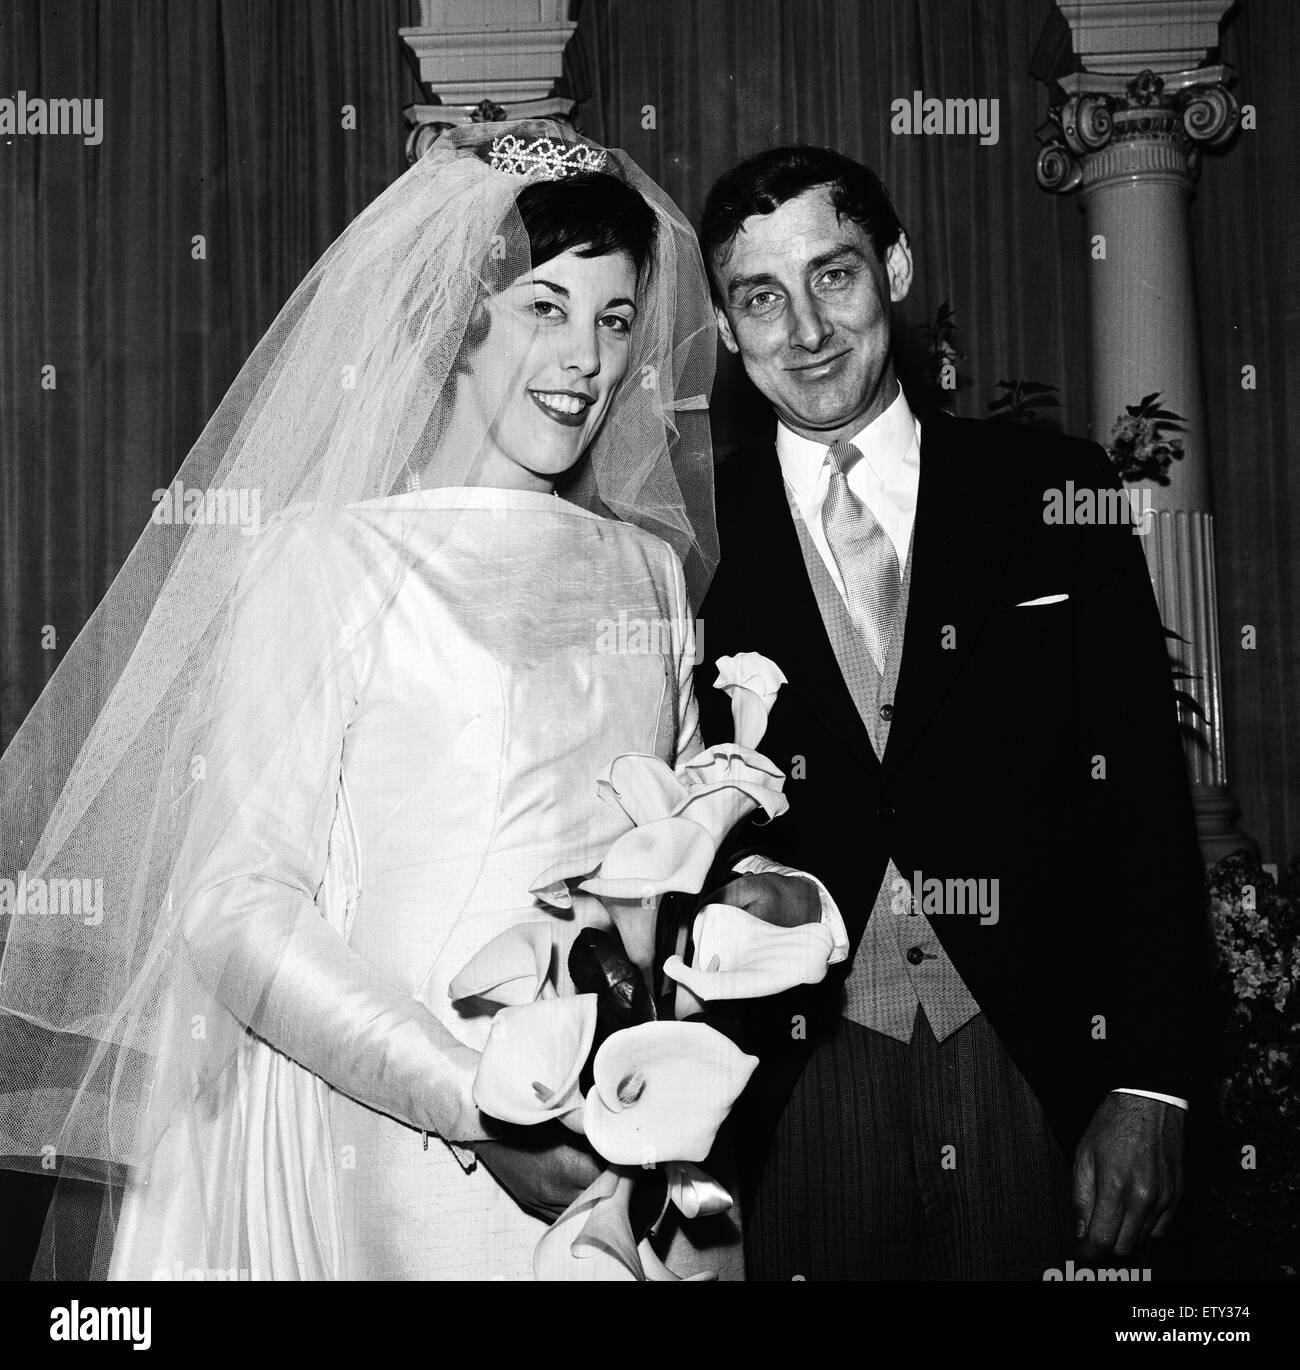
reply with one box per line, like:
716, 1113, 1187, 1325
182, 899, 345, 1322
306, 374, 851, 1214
455, 653, 837, 1280
1106, 392, 1188, 485
1204, 851, 1300, 1280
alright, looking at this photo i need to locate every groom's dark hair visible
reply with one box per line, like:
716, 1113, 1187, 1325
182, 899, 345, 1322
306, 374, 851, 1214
700, 146, 904, 306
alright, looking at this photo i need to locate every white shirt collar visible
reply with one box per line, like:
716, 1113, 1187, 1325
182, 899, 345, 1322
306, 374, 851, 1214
775, 382, 917, 500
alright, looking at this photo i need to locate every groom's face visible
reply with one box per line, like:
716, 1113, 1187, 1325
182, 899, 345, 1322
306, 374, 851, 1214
712, 187, 912, 444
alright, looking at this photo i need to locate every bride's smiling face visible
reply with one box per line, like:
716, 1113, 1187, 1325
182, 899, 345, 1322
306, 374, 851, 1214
465, 247, 639, 491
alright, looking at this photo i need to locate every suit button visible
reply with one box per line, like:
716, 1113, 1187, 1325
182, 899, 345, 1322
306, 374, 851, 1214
879, 703, 894, 722
877, 803, 896, 823
906, 946, 925, 966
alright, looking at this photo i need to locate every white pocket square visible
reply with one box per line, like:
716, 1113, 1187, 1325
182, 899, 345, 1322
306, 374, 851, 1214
1015, 593, 1069, 607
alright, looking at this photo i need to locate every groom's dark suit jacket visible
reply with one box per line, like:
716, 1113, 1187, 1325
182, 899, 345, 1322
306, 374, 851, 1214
697, 411, 1210, 1187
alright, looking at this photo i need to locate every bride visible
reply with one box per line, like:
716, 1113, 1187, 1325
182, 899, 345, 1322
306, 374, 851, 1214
0, 120, 722, 1280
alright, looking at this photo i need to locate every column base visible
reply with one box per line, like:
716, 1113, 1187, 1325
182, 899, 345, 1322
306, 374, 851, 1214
1192, 782, 1258, 865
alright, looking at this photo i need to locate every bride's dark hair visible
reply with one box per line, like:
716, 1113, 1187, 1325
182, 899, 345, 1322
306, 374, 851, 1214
507, 170, 658, 281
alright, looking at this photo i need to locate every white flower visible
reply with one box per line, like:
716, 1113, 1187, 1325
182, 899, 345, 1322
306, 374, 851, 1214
673, 782, 788, 851
534, 1170, 640, 1282
680, 742, 785, 789
448, 922, 555, 1009
534, 1168, 717, 1282
597, 753, 688, 826
578, 816, 717, 901
582, 1021, 757, 1165
713, 653, 788, 749
473, 995, 597, 1126
578, 747, 790, 975
664, 1161, 735, 1220
663, 901, 835, 1001
714, 652, 788, 706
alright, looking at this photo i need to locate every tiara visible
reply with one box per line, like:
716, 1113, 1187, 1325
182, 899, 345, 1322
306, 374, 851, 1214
488, 133, 608, 181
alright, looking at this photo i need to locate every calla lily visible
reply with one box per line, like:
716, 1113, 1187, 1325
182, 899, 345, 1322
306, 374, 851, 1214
583, 1022, 758, 1165
534, 1169, 640, 1281
714, 653, 788, 749
579, 817, 717, 975
714, 652, 788, 706
597, 753, 688, 825
672, 782, 788, 851
448, 921, 555, 1009
588, 894, 661, 984
665, 1161, 735, 1220
680, 742, 786, 789
579, 816, 716, 900
663, 901, 836, 1001
534, 1167, 715, 1282
473, 994, 597, 1126
529, 853, 601, 910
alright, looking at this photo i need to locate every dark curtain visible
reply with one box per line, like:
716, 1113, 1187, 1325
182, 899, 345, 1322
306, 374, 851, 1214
0, 0, 420, 1277
0, 0, 420, 748
1, 0, 1295, 863
570, 0, 1298, 866
1194, 2, 1300, 872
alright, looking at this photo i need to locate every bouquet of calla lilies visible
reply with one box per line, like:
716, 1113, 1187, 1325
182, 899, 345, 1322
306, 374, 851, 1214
452, 653, 837, 1280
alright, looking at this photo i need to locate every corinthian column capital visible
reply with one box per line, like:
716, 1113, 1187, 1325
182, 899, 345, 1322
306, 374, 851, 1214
1037, 65, 1238, 194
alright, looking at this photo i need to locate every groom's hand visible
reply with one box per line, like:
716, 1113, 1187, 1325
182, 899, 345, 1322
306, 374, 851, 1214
473, 1123, 603, 1224
707, 872, 821, 928
1073, 1093, 1184, 1261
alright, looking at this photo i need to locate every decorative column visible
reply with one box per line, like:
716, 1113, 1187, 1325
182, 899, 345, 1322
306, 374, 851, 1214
399, 0, 578, 163
1035, 0, 1253, 862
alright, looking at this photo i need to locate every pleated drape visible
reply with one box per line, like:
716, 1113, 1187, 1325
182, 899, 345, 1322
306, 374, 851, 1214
0, 0, 418, 744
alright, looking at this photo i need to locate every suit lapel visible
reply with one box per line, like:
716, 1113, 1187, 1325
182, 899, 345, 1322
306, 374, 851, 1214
880, 414, 1011, 781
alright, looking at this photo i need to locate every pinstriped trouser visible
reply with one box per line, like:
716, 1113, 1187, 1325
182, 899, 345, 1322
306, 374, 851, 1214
744, 1007, 1074, 1280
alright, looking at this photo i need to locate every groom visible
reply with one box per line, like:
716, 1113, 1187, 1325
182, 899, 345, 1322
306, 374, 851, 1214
696, 145, 1208, 1280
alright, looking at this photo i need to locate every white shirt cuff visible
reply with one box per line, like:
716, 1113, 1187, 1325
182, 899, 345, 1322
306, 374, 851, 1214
1112, 1087, 1189, 1111
731, 854, 849, 964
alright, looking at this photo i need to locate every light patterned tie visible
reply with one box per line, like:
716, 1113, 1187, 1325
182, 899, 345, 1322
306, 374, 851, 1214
821, 439, 902, 675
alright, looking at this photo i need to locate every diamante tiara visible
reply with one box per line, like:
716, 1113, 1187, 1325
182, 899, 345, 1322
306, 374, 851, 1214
488, 133, 608, 181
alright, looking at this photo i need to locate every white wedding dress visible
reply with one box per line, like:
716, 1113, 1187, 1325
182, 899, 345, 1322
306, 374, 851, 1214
107, 486, 736, 1280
